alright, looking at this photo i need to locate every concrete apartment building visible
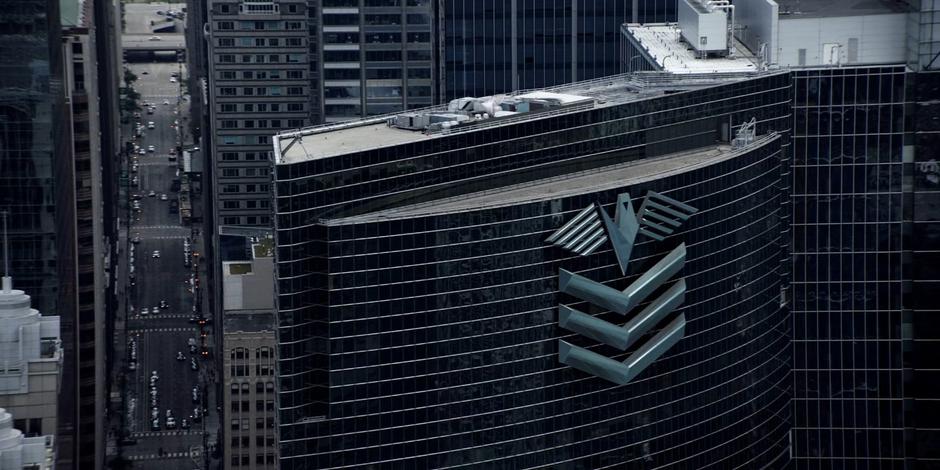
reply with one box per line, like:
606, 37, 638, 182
0, 274, 62, 445
0, 408, 55, 470
221, 237, 277, 470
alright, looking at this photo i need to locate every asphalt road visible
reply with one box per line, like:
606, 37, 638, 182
121, 61, 207, 468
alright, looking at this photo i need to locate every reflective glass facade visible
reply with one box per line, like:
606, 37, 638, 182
790, 66, 909, 467
441, 0, 675, 100
274, 73, 794, 468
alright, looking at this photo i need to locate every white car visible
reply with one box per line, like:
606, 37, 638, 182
147, 145, 155, 153
147, 121, 155, 129
160, 194, 168, 201
166, 417, 176, 429
148, 190, 156, 197
148, 36, 161, 41
163, 100, 170, 105
152, 250, 161, 258
152, 305, 160, 314
151, 418, 160, 431
169, 77, 177, 83
138, 149, 146, 155
140, 307, 149, 316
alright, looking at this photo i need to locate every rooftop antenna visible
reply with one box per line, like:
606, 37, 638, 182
1, 210, 10, 293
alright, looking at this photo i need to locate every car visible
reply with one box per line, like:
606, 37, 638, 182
190, 358, 197, 371
177, 351, 185, 361
147, 145, 155, 153
166, 417, 176, 429
188, 316, 197, 323
141, 71, 149, 75
138, 148, 146, 155
160, 194, 168, 201
180, 418, 190, 430
152, 250, 161, 258
147, 107, 154, 114
160, 300, 168, 309
166, 409, 173, 418
148, 190, 156, 197
163, 100, 170, 105
140, 307, 149, 316
151, 419, 160, 431
132, 236, 140, 244
147, 121, 155, 129
148, 36, 161, 41
152, 305, 159, 314
169, 77, 177, 83
192, 408, 201, 422
192, 387, 199, 402
128, 361, 137, 370
151, 370, 159, 380
150, 397, 158, 407
133, 112, 141, 118
151, 408, 160, 419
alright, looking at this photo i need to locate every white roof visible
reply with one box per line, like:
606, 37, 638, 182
516, 91, 594, 105
627, 23, 760, 74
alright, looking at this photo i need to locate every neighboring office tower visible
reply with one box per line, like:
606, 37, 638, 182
440, 0, 678, 101
206, 0, 311, 228
272, 72, 793, 468
60, 0, 122, 467
0, 274, 62, 448
622, 0, 940, 465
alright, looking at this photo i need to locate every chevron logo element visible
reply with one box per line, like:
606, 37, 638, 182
548, 192, 697, 385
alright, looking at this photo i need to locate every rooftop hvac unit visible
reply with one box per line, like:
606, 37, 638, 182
678, 0, 730, 54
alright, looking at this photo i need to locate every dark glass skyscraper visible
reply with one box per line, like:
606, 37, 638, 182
0, 1, 78, 466
441, 0, 675, 100
272, 72, 794, 468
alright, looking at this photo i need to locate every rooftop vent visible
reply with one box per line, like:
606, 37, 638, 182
389, 91, 594, 133
677, 0, 734, 55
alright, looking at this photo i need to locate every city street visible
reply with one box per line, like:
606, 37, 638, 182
116, 60, 209, 469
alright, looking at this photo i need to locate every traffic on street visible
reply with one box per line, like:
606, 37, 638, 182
115, 58, 213, 469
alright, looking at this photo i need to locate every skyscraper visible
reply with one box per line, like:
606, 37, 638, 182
271, 71, 793, 468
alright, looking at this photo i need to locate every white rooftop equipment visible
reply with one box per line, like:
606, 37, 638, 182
677, 0, 734, 55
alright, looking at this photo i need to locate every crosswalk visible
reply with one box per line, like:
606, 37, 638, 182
135, 225, 188, 230
142, 235, 189, 240
126, 451, 191, 461
136, 327, 196, 333
131, 430, 202, 438
133, 314, 191, 320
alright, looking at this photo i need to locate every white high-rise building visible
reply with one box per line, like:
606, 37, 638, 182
0, 275, 62, 443
0, 407, 54, 470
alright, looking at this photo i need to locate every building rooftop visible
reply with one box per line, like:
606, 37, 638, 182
273, 72, 767, 165
223, 311, 275, 334
625, 23, 761, 74
776, 0, 910, 19
328, 133, 781, 224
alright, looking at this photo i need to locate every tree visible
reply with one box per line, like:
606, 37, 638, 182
123, 68, 138, 86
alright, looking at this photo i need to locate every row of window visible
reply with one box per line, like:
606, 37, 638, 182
324, 0, 430, 7
220, 135, 271, 145
232, 363, 275, 377
323, 32, 431, 44
216, 20, 303, 31
217, 53, 306, 64
322, 13, 429, 26
218, 86, 306, 97
231, 453, 276, 467
218, 69, 304, 80
220, 118, 304, 129
222, 215, 271, 226
223, 200, 271, 210
221, 167, 270, 178
222, 184, 271, 193
221, 151, 274, 161
217, 37, 304, 48
215, 2, 304, 15
231, 435, 276, 449
231, 399, 276, 413
231, 417, 276, 431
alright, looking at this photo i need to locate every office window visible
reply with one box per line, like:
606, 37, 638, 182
217, 21, 234, 30
218, 38, 234, 47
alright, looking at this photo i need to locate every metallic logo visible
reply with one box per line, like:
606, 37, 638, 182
547, 192, 697, 385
